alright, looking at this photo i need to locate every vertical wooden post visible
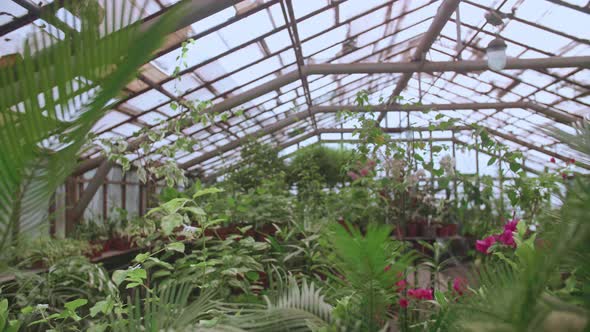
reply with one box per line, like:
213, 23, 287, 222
49, 192, 56, 237
499, 158, 505, 218
65, 176, 78, 237
70, 160, 113, 227
121, 173, 127, 210
139, 182, 145, 216
103, 178, 108, 221
452, 131, 458, 203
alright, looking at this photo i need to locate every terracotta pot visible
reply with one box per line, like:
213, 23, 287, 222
446, 223, 458, 236
437, 225, 449, 237
406, 223, 419, 237
394, 225, 406, 239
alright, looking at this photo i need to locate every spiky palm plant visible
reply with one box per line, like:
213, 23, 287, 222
329, 222, 414, 331
0, 0, 185, 259
217, 276, 333, 332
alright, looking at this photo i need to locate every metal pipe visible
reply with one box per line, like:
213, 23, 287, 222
304, 56, 590, 75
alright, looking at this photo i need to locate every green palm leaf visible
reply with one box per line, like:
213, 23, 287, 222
0, 0, 185, 258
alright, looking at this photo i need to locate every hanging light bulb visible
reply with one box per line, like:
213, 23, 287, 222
486, 37, 507, 71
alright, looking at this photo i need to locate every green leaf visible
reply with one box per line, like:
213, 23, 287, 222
89, 297, 113, 318
127, 268, 147, 281
245, 271, 260, 281
183, 206, 206, 216
487, 157, 497, 166
20, 306, 34, 314
146, 257, 174, 270
134, 252, 150, 263
193, 187, 224, 199
126, 282, 142, 289
166, 242, 185, 253
161, 213, 184, 235
435, 113, 445, 120
64, 299, 88, 311
510, 162, 521, 172
112, 270, 128, 286
431, 145, 443, 153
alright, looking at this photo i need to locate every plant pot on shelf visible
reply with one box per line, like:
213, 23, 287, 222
394, 225, 406, 239
446, 223, 458, 236
437, 225, 449, 237
406, 222, 420, 237
421, 223, 438, 238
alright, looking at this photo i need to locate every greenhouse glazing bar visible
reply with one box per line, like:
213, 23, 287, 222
73, 56, 590, 175
380, 0, 461, 122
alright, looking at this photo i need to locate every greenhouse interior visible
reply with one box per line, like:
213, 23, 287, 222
0, 0, 589, 330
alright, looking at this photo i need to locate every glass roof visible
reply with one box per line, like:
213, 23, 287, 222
2, 0, 589, 178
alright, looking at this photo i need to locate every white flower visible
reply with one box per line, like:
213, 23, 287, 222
36, 304, 49, 310
440, 154, 455, 175
386, 159, 406, 178
182, 224, 198, 233
414, 169, 426, 178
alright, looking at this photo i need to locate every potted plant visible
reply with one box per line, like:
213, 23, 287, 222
421, 216, 438, 238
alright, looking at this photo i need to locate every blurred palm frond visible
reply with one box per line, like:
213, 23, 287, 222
0, 0, 185, 256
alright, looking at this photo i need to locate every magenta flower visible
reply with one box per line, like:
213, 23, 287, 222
475, 236, 496, 254
396, 279, 407, 292
550, 157, 556, 163
408, 288, 433, 300
399, 298, 409, 308
348, 171, 359, 181
504, 219, 519, 232
498, 229, 516, 247
359, 168, 369, 177
453, 277, 467, 295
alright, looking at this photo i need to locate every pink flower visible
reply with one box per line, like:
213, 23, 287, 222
359, 168, 369, 177
475, 236, 496, 254
504, 219, 519, 232
348, 171, 359, 181
569, 158, 576, 164
453, 277, 467, 295
367, 159, 377, 169
498, 229, 516, 247
399, 298, 409, 308
396, 279, 407, 292
408, 288, 433, 300
562, 173, 568, 180
384, 264, 391, 272
550, 157, 556, 163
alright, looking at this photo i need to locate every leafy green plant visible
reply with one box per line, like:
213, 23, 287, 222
329, 222, 414, 331
4, 256, 117, 331
287, 145, 354, 188
0, 299, 21, 332
14, 237, 98, 267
